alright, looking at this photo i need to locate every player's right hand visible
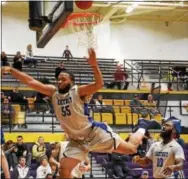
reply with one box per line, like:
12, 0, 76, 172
84, 48, 97, 67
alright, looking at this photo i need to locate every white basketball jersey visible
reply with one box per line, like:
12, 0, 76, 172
146, 139, 185, 178
52, 85, 92, 139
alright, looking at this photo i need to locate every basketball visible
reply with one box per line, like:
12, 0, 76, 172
75, 1, 93, 10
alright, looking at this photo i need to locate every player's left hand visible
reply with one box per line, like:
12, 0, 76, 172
84, 48, 97, 67
162, 165, 175, 176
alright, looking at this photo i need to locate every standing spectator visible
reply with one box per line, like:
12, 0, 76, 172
25, 44, 37, 67
55, 62, 67, 80
130, 94, 144, 114
144, 94, 159, 116
62, 45, 73, 60
140, 170, 149, 179
32, 136, 46, 163
36, 157, 52, 179
15, 136, 32, 167
13, 157, 31, 179
1, 98, 15, 127
107, 65, 129, 90
1, 51, 9, 66
13, 51, 23, 71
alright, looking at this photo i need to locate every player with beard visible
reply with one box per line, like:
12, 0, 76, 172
133, 120, 185, 179
1, 48, 160, 178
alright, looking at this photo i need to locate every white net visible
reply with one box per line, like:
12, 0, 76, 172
67, 13, 103, 49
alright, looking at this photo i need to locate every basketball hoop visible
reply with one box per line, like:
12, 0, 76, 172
64, 12, 103, 49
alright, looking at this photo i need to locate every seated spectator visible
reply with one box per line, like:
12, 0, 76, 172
15, 136, 31, 167
1, 51, 9, 66
108, 152, 140, 179
94, 94, 105, 112
130, 94, 144, 114
93, 94, 114, 114
13, 156, 32, 179
13, 51, 23, 71
55, 62, 67, 80
24, 44, 37, 67
34, 78, 52, 113
140, 170, 149, 179
36, 156, 52, 179
3, 140, 18, 169
9, 87, 28, 110
107, 65, 129, 90
144, 94, 159, 116
1, 98, 15, 127
32, 136, 46, 163
62, 45, 73, 60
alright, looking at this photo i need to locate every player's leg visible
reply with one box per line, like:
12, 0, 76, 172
59, 157, 80, 178
91, 119, 160, 155
113, 131, 145, 154
89, 124, 138, 154
114, 119, 161, 154
59, 140, 89, 179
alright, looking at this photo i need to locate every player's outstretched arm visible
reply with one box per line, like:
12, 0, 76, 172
132, 155, 152, 167
78, 48, 104, 97
1, 67, 55, 97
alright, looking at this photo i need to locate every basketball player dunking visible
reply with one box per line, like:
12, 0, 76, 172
2, 49, 160, 178
133, 120, 185, 179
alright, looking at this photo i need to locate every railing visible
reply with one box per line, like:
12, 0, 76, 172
124, 59, 188, 91
2, 103, 187, 133
6, 54, 117, 62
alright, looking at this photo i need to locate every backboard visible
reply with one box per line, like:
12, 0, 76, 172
29, 0, 73, 48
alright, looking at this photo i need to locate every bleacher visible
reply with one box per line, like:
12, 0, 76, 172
2, 55, 188, 133
2, 55, 118, 87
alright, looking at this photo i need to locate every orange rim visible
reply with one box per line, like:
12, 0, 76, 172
64, 12, 103, 27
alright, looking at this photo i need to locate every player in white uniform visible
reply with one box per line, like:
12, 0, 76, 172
2, 48, 160, 178
133, 120, 185, 179
49, 134, 91, 178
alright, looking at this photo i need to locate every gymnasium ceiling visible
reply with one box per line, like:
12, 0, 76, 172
2, 1, 188, 24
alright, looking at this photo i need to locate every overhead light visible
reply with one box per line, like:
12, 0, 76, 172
126, 6, 134, 13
